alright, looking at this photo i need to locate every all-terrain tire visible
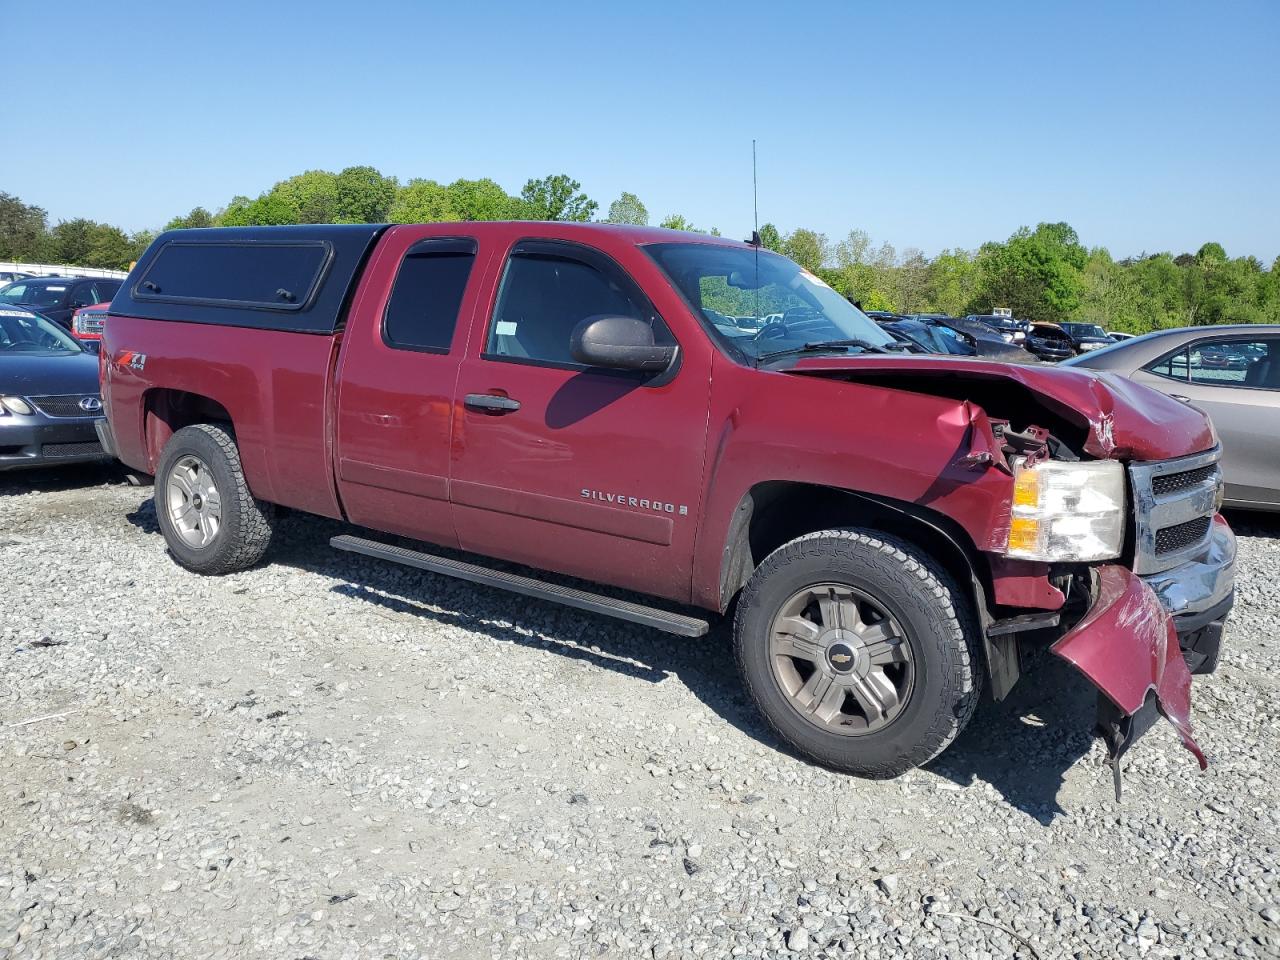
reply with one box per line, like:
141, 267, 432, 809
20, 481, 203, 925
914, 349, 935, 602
733, 528, 982, 778
154, 423, 276, 575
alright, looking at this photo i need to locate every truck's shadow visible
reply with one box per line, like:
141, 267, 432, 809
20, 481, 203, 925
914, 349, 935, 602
126, 499, 1104, 821
0, 462, 127, 497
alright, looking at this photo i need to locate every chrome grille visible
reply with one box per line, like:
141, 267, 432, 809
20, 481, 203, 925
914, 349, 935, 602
1129, 448, 1222, 575
1152, 464, 1218, 497
29, 394, 102, 418
1155, 516, 1212, 555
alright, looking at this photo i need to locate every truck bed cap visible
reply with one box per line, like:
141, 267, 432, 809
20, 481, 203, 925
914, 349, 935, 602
110, 224, 389, 334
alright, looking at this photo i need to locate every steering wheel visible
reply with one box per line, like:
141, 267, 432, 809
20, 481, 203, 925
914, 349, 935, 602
754, 320, 789, 341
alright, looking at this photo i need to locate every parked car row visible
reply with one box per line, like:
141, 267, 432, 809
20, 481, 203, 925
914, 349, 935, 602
878, 313, 1032, 362
0, 275, 122, 331
867, 311, 1145, 363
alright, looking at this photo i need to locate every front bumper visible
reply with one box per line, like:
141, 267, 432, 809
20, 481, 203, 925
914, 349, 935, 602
0, 414, 111, 471
1052, 565, 1208, 792
1142, 515, 1235, 618
1047, 516, 1235, 791
1145, 514, 1235, 675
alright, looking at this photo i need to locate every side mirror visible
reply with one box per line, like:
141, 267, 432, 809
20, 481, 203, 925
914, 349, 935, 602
570, 316, 675, 372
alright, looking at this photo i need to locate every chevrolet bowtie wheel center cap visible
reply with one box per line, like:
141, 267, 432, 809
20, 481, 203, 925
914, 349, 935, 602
825, 639, 859, 674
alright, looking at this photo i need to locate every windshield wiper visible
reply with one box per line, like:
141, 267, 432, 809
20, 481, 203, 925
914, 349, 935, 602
755, 338, 907, 366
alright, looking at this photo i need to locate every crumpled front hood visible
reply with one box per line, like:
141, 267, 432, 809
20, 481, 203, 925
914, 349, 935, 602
786, 354, 1216, 461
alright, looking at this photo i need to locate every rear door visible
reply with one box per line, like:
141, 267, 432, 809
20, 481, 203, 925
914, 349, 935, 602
1179, 335, 1280, 506
449, 237, 711, 602
334, 228, 487, 546
1134, 335, 1280, 506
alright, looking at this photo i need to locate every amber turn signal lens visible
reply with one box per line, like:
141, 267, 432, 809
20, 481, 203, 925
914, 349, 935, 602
1012, 469, 1041, 508
1007, 516, 1042, 554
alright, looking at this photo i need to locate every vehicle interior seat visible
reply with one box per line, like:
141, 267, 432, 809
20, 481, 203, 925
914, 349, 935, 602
1244, 359, 1277, 388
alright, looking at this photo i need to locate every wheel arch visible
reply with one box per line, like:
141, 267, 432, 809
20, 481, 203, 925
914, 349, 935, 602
142, 388, 234, 472
140, 388, 281, 507
720, 482, 990, 609
717, 480, 1007, 686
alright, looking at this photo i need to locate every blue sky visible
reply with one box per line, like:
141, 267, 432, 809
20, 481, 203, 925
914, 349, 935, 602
6, 0, 1278, 260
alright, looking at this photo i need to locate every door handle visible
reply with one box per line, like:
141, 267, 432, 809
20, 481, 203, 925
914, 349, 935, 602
464, 393, 521, 413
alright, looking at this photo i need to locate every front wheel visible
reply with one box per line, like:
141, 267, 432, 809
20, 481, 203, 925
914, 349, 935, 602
733, 529, 982, 778
155, 423, 276, 575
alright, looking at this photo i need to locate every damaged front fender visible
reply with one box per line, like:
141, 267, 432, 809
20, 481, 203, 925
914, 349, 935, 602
1051, 565, 1207, 792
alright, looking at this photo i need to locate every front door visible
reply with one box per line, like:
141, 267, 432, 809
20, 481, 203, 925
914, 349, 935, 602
450, 238, 711, 602
334, 229, 487, 546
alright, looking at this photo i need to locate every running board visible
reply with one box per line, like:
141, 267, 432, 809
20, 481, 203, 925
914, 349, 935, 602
331, 534, 710, 638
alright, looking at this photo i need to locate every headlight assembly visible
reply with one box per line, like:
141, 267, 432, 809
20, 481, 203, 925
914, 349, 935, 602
1006, 457, 1126, 562
0, 396, 34, 416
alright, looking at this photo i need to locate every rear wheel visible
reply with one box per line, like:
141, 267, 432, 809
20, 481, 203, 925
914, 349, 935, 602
734, 528, 981, 777
155, 423, 275, 575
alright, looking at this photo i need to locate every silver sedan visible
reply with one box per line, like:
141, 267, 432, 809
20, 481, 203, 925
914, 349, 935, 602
1064, 324, 1280, 511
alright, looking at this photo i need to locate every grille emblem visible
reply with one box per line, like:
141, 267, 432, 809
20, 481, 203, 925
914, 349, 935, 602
79, 397, 102, 413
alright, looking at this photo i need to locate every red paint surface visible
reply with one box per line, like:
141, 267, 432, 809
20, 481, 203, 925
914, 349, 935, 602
1052, 565, 1207, 769
988, 557, 1067, 610
101, 318, 344, 519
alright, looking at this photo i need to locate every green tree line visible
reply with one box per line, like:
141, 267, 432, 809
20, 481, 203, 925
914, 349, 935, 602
4, 170, 1277, 331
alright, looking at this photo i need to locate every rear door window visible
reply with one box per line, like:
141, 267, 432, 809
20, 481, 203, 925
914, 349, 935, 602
1144, 347, 1190, 382
382, 238, 477, 353
135, 241, 331, 310
1188, 338, 1279, 389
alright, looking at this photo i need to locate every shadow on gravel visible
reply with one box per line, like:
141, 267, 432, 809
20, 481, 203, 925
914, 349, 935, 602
126, 495, 160, 534
330, 581, 670, 684
0, 462, 127, 497
1223, 507, 1280, 540
125, 498, 1105, 817
924, 652, 1099, 824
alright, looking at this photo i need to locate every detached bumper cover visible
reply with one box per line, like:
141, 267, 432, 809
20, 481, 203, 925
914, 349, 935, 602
1051, 564, 1207, 770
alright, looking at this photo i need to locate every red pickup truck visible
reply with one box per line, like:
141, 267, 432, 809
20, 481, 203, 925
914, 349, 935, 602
97, 223, 1235, 794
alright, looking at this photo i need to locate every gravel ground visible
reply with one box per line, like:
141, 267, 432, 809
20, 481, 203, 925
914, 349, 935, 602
2, 465, 1278, 960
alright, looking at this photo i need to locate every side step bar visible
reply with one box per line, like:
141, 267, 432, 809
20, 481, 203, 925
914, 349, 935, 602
331, 534, 710, 638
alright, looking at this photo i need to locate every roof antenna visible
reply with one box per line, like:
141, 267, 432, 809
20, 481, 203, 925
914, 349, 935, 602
748, 139, 761, 247
751, 139, 760, 328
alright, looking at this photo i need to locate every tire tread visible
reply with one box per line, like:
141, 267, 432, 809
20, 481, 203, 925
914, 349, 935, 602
157, 423, 275, 575
733, 528, 982, 778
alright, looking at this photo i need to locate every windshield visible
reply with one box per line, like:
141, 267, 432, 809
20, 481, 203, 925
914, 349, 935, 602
0, 310, 83, 355
972, 315, 1021, 331
1063, 322, 1108, 338
644, 243, 895, 362
0, 282, 70, 308
892, 322, 972, 356
927, 324, 974, 355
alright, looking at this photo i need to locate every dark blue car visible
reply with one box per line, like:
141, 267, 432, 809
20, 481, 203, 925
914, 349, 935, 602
0, 306, 112, 471
0, 276, 122, 329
